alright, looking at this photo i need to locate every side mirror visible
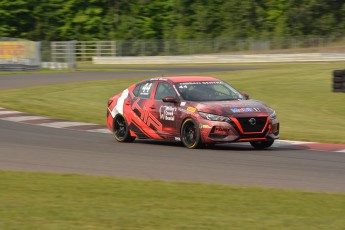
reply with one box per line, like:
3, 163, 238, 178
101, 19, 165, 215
162, 95, 179, 103
242, 92, 249, 100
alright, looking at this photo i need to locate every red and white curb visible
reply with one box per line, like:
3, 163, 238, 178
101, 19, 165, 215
274, 140, 345, 153
1, 107, 345, 152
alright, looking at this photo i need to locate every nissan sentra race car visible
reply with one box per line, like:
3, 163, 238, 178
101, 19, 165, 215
107, 76, 279, 149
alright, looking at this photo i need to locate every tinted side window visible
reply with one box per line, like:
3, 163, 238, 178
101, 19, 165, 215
138, 82, 154, 98
154, 82, 177, 100
133, 84, 141, 97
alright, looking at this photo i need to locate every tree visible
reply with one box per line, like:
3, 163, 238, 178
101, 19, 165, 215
0, 0, 34, 38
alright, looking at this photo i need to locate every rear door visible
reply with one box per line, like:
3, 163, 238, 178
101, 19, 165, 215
129, 81, 163, 139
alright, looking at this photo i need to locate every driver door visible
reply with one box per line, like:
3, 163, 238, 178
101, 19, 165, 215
149, 82, 180, 138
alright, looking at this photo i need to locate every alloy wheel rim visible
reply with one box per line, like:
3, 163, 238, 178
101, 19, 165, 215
183, 122, 196, 146
115, 117, 126, 138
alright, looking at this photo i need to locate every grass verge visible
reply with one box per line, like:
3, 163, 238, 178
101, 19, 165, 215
0, 62, 344, 143
1, 170, 344, 230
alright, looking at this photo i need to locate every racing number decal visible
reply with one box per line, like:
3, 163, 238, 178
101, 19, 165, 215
132, 98, 162, 131
142, 83, 152, 94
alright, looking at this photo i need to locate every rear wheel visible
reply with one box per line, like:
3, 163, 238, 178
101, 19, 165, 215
250, 140, 274, 150
181, 118, 203, 149
113, 114, 135, 142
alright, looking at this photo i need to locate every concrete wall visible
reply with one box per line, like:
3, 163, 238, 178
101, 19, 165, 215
93, 53, 345, 64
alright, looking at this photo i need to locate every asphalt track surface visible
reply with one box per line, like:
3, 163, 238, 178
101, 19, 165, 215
0, 66, 251, 90
1, 66, 345, 193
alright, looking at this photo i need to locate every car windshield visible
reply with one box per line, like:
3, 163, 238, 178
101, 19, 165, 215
175, 81, 243, 101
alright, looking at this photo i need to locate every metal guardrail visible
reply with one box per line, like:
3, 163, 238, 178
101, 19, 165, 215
50, 41, 116, 62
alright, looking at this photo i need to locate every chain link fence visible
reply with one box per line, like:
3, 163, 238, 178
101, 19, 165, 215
2, 36, 345, 70
115, 36, 345, 56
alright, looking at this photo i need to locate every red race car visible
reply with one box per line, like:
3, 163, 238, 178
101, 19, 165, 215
107, 76, 279, 149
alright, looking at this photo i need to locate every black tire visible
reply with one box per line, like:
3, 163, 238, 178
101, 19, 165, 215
113, 114, 135, 142
333, 82, 343, 89
181, 118, 203, 149
333, 88, 345, 92
333, 70, 345, 78
250, 140, 274, 150
333, 76, 344, 83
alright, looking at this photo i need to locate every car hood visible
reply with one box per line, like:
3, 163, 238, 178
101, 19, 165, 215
190, 99, 270, 116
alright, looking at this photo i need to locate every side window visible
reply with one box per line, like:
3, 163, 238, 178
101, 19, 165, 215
133, 84, 141, 97
138, 82, 154, 98
213, 84, 229, 95
154, 82, 177, 100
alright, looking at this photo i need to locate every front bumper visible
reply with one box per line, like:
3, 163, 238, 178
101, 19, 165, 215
198, 116, 279, 144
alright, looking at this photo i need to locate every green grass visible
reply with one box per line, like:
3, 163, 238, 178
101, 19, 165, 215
0, 62, 344, 143
1, 170, 344, 230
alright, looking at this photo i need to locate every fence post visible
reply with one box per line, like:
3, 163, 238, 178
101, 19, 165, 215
69, 40, 77, 71
36, 41, 41, 68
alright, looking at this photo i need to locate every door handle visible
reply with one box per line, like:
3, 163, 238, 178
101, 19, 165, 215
149, 106, 156, 109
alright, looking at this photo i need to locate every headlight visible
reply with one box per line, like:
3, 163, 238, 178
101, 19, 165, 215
199, 112, 230, 122
269, 110, 277, 120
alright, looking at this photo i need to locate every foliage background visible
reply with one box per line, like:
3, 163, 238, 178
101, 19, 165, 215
1, 0, 345, 41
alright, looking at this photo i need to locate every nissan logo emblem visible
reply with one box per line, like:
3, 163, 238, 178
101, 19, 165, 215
249, 118, 256, 125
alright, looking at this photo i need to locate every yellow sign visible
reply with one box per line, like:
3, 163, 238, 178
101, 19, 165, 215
0, 41, 36, 59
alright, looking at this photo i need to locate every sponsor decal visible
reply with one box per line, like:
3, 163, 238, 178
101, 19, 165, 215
214, 127, 230, 135
150, 77, 168, 81
159, 105, 176, 121
179, 81, 222, 85
200, 124, 212, 129
215, 127, 230, 132
178, 107, 200, 117
230, 107, 260, 113
180, 101, 186, 106
174, 137, 181, 141
186, 107, 196, 113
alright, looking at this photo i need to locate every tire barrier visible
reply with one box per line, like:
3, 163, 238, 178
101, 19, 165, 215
333, 70, 345, 92
41, 62, 69, 70
0, 64, 40, 71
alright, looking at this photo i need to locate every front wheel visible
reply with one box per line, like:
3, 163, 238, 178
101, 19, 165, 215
250, 140, 274, 150
113, 114, 135, 142
181, 118, 203, 149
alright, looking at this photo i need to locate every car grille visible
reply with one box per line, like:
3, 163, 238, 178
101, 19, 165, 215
231, 116, 268, 134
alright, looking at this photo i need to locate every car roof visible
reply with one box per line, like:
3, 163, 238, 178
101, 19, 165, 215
163, 76, 221, 83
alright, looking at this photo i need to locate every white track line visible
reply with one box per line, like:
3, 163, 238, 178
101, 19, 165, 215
336, 149, 345, 153
38, 121, 94, 128
0, 111, 25, 115
2, 116, 47, 122
87, 129, 111, 134
277, 140, 316, 145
